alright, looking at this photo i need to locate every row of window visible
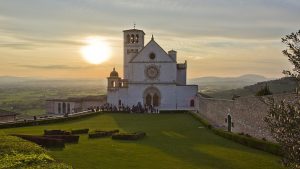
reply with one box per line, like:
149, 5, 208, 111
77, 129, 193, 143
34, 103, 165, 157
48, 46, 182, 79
58, 102, 71, 114
126, 34, 139, 44
110, 81, 127, 88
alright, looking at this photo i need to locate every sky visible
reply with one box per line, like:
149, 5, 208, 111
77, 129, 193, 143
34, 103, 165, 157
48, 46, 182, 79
0, 0, 299, 79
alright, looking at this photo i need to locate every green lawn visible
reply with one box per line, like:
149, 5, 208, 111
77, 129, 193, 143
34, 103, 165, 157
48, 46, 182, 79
0, 113, 284, 169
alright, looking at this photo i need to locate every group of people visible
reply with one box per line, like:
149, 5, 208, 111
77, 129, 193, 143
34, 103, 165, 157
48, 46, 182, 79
96, 102, 160, 114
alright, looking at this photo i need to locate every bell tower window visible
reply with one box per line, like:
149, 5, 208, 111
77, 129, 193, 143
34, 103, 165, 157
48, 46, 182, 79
135, 34, 139, 43
130, 34, 134, 43
126, 34, 130, 43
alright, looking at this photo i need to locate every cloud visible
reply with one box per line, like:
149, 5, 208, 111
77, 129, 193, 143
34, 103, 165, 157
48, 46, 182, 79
0, 43, 37, 50
18, 64, 87, 70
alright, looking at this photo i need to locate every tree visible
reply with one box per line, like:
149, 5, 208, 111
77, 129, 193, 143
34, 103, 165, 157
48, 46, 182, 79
282, 30, 300, 78
265, 99, 300, 169
265, 30, 300, 169
256, 84, 272, 96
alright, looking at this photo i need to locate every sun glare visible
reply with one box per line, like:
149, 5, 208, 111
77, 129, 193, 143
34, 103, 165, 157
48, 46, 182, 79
80, 37, 111, 64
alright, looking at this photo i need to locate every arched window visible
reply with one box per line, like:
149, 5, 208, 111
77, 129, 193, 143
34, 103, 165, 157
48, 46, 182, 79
153, 94, 159, 107
126, 34, 130, 43
146, 94, 152, 106
62, 102, 66, 114
111, 81, 116, 87
130, 34, 134, 43
67, 103, 70, 113
119, 100, 122, 106
190, 99, 195, 107
58, 103, 61, 114
135, 34, 139, 43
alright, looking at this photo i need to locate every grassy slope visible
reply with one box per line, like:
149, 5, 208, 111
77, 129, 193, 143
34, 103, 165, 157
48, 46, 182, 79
0, 113, 284, 169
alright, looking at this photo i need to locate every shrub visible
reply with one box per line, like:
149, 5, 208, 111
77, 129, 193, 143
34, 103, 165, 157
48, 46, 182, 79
112, 132, 146, 140
44, 130, 70, 135
256, 84, 272, 96
89, 132, 108, 139
95, 129, 119, 135
89, 129, 119, 139
212, 129, 280, 155
12, 134, 65, 148
43, 135, 79, 143
71, 129, 89, 134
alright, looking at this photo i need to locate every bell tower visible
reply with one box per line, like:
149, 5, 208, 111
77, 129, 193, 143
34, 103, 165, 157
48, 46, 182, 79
123, 27, 145, 80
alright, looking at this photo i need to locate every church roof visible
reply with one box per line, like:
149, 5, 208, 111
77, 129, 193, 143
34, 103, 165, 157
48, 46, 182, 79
129, 38, 176, 63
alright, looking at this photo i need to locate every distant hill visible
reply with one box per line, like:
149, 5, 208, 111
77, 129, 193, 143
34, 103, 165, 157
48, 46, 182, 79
189, 74, 272, 94
0, 76, 106, 88
205, 77, 298, 99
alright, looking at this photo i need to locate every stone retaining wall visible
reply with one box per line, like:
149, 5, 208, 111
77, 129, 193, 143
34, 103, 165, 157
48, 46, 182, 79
197, 93, 298, 142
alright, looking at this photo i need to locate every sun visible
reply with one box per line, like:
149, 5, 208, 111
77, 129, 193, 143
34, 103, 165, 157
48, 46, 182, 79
80, 37, 111, 64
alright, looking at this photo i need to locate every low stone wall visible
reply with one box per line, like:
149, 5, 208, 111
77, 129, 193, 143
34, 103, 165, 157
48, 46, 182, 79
197, 93, 298, 142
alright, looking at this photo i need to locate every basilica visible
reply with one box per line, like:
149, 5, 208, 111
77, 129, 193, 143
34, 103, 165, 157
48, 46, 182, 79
107, 28, 198, 110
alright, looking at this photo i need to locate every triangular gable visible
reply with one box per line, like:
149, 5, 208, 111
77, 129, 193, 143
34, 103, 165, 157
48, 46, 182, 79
130, 39, 175, 63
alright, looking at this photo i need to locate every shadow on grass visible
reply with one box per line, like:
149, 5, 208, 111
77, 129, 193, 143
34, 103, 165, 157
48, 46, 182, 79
109, 113, 283, 169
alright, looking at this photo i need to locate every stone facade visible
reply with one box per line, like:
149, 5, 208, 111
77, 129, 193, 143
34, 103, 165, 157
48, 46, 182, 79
196, 93, 298, 142
107, 28, 198, 110
0, 109, 17, 123
46, 95, 107, 114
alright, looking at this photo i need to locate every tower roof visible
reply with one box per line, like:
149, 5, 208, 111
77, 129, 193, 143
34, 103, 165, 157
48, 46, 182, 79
110, 68, 119, 77
123, 29, 145, 35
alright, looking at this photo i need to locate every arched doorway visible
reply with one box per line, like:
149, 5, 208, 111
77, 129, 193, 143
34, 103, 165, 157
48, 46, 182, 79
143, 87, 161, 107
153, 94, 159, 107
227, 114, 232, 132
190, 99, 195, 107
146, 94, 152, 106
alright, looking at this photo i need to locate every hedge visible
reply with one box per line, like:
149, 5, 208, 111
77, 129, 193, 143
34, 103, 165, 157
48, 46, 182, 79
12, 134, 65, 148
188, 112, 281, 156
71, 128, 89, 134
159, 110, 188, 114
0, 111, 102, 129
44, 130, 70, 136
89, 129, 119, 139
43, 135, 79, 143
112, 131, 146, 140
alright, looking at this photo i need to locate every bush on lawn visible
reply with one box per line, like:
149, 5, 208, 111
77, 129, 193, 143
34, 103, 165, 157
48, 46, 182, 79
112, 131, 146, 140
12, 134, 65, 148
89, 129, 119, 139
43, 135, 79, 143
212, 129, 280, 155
44, 130, 70, 135
71, 129, 89, 134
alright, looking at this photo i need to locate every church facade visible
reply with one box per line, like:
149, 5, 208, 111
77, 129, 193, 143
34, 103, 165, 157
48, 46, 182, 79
107, 28, 198, 110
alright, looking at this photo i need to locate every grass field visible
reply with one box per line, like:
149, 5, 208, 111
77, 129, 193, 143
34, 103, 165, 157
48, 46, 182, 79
0, 113, 284, 169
